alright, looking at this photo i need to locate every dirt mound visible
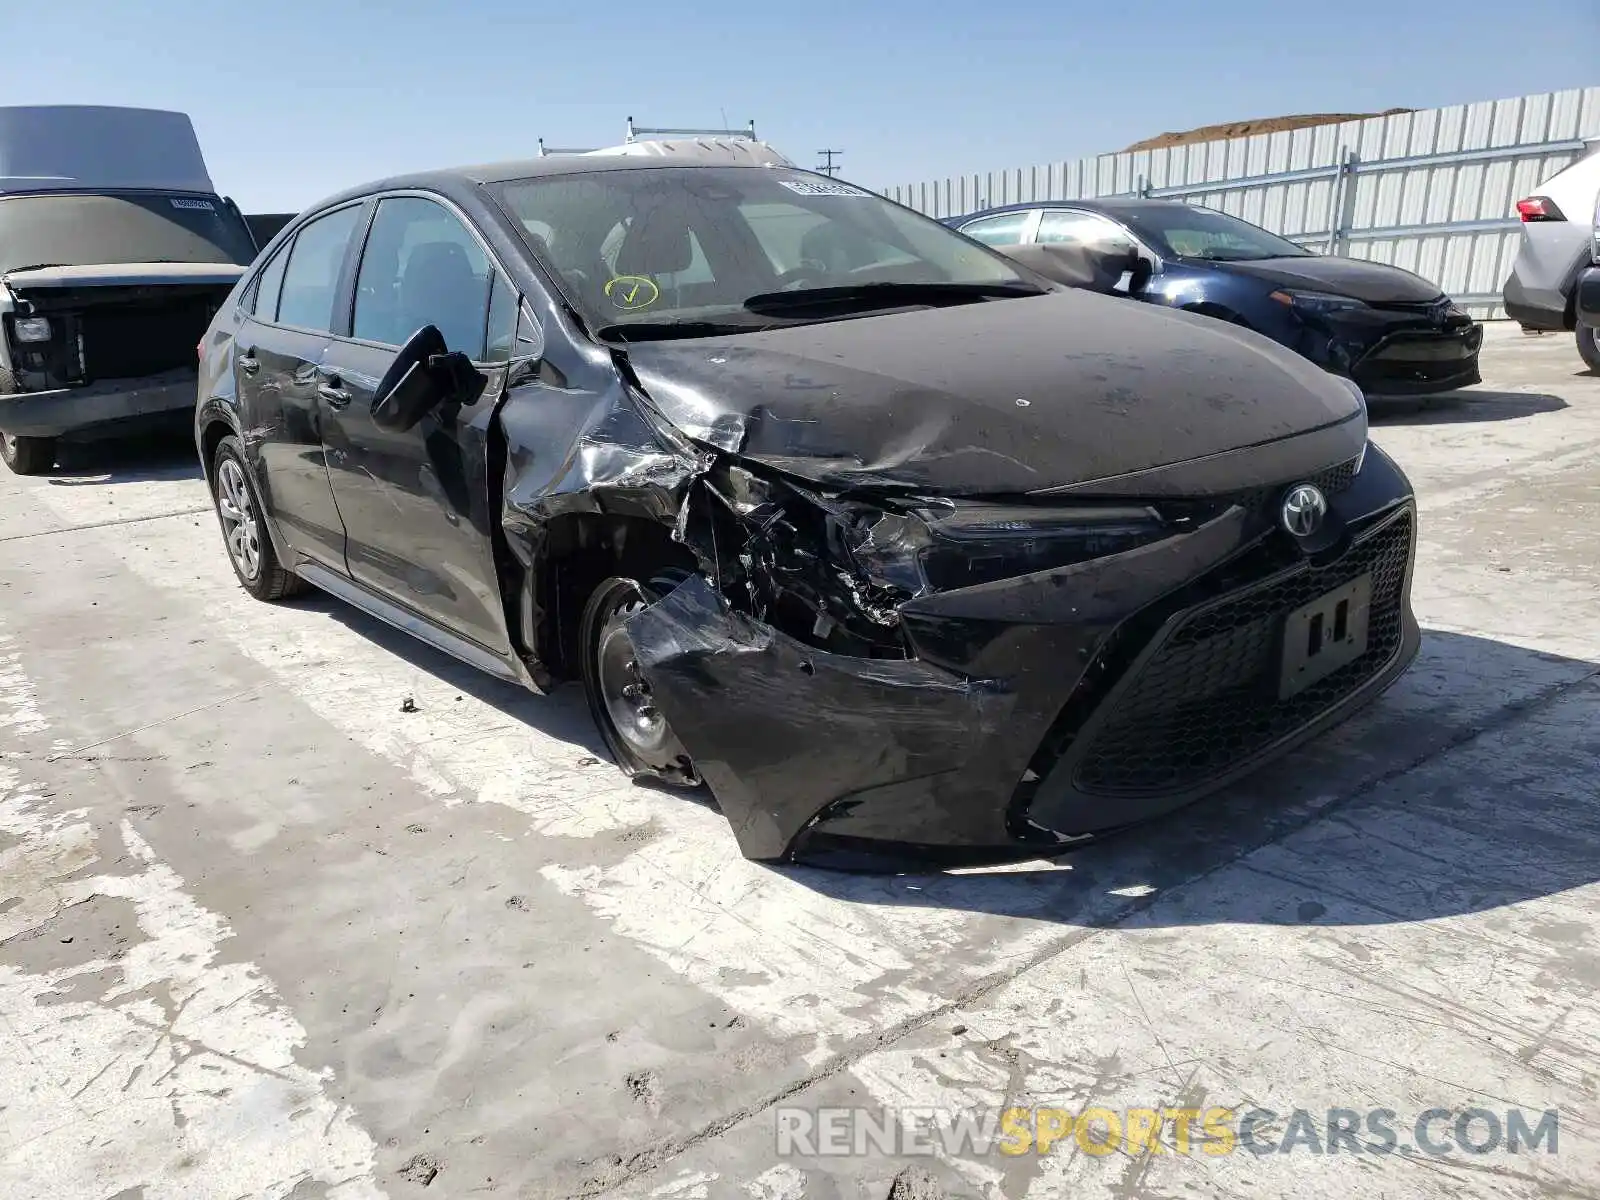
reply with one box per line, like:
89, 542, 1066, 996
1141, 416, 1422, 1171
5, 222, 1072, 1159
1124, 109, 1414, 152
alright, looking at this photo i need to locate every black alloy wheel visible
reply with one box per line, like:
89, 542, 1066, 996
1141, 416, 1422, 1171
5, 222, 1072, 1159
580, 570, 701, 788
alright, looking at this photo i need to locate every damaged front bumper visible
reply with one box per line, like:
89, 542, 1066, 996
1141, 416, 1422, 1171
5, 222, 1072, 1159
0, 366, 199, 438
625, 444, 1420, 865
1306, 308, 1483, 397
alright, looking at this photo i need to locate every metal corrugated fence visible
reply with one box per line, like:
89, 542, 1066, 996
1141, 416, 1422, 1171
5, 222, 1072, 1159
881, 87, 1600, 319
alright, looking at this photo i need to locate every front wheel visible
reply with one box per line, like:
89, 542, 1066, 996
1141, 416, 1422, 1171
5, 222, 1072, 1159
210, 434, 306, 602
1577, 322, 1600, 374
0, 432, 56, 476
580, 572, 701, 787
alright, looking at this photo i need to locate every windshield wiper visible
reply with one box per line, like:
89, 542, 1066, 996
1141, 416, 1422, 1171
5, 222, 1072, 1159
742, 280, 1045, 314
595, 318, 774, 343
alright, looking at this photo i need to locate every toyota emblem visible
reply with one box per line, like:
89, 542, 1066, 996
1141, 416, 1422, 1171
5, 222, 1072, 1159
1280, 484, 1328, 537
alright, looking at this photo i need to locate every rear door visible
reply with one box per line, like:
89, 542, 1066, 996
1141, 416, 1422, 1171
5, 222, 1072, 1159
234, 201, 367, 570
317, 193, 518, 656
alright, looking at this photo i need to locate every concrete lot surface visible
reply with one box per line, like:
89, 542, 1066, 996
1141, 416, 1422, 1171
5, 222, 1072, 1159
1, 323, 1598, 1200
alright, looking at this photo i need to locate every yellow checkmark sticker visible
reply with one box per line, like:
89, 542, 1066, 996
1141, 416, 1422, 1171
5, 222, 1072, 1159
604, 275, 660, 311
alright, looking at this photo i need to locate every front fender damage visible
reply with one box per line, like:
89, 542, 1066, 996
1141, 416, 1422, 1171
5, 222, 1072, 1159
496, 377, 712, 689
495, 369, 1013, 862
623, 574, 1012, 861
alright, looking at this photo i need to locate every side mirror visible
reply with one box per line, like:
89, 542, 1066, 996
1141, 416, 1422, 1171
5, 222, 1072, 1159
372, 325, 486, 433
1127, 252, 1156, 293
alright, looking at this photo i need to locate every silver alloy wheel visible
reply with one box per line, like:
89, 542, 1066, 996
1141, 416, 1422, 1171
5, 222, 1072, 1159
216, 458, 262, 580
1588, 325, 1600, 356
1, 434, 15, 455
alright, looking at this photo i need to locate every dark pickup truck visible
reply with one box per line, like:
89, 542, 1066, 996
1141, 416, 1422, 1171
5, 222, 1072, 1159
0, 191, 259, 474
0, 105, 261, 475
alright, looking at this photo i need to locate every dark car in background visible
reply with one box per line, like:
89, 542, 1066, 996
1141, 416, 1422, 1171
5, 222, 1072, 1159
0, 106, 259, 475
946, 199, 1483, 398
195, 145, 1419, 867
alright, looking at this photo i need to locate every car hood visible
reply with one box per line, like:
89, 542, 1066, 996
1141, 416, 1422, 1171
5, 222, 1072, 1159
622, 290, 1364, 495
1195, 255, 1444, 304
2, 261, 247, 292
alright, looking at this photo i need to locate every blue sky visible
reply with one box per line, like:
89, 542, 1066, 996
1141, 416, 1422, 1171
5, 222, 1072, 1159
3, 0, 1594, 212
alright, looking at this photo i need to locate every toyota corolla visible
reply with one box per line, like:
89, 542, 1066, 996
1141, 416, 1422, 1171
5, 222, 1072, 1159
194, 143, 1421, 866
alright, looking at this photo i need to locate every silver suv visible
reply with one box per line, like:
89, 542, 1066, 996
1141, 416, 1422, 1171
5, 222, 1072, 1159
1502, 143, 1600, 370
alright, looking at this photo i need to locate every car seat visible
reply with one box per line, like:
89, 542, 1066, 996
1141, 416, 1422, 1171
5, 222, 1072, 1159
400, 241, 485, 357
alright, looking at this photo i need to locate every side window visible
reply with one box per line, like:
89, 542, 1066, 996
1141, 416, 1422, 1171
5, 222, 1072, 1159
484, 271, 519, 363
352, 196, 492, 359
958, 212, 1031, 247
276, 206, 362, 333
1036, 211, 1136, 254
250, 243, 291, 322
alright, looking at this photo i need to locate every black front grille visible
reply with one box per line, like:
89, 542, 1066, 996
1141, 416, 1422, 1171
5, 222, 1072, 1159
1368, 298, 1447, 315
1227, 454, 1362, 515
1070, 507, 1412, 797
79, 299, 216, 380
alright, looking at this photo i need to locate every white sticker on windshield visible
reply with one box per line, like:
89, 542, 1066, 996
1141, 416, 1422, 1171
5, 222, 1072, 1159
170, 197, 217, 211
778, 179, 870, 198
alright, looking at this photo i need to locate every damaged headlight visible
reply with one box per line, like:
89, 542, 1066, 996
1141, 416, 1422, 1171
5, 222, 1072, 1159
845, 501, 1172, 595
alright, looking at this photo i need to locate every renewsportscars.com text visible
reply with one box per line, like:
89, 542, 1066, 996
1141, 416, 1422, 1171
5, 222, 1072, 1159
775, 1104, 1560, 1159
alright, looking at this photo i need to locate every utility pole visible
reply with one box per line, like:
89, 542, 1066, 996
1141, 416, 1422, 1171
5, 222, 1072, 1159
815, 149, 843, 177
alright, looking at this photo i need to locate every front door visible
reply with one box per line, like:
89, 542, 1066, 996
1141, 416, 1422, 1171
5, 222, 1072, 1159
318, 194, 520, 656
236, 202, 367, 570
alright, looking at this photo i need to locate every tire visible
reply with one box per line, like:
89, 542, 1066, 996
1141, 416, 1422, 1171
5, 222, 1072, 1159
0, 433, 57, 476
1578, 322, 1600, 374
210, 434, 306, 601
579, 570, 701, 787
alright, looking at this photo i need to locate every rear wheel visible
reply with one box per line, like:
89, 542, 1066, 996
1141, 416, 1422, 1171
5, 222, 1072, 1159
1577, 322, 1600, 373
580, 570, 701, 787
0, 433, 56, 476
210, 434, 306, 601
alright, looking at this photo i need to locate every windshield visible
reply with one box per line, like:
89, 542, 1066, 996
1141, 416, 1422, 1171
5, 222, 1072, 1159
492, 167, 1036, 334
1123, 205, 1313, 262
0, 191, 259, 275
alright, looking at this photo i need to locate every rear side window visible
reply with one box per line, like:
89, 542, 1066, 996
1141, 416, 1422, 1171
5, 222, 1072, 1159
251, 245, 290, 321
276, 206, 363, 333
959, 212, 1032, 246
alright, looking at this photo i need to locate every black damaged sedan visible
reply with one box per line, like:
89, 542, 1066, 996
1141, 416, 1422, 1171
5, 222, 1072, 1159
195, 147, 1421, 866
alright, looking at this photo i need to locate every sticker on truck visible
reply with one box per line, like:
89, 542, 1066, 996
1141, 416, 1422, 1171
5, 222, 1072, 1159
170, 197, 217, 211
778, 180, 870, 198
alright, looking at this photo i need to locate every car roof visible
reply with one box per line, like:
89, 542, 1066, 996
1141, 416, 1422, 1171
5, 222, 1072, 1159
303, 153, 813, 218
950, 197, 1195, 224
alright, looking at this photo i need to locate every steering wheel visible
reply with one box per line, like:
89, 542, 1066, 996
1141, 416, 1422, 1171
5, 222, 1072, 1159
773, 262, 831, 291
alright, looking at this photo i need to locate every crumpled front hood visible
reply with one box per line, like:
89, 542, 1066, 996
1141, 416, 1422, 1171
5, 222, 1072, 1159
1198, 255, 1445, 304
624, 290, 1363, 495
